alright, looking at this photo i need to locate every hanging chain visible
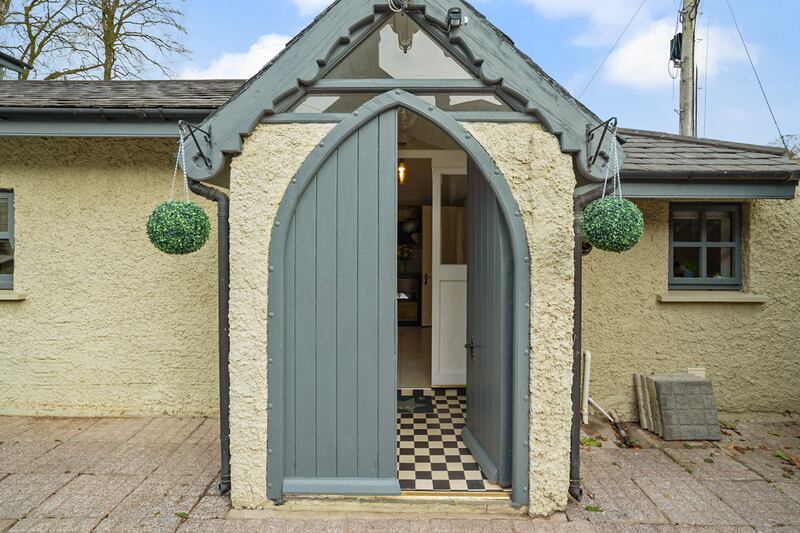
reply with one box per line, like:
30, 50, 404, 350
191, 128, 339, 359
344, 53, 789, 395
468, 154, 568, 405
388, 0, 411, 13
169, 124, 190, 203
602, 123, 623, 200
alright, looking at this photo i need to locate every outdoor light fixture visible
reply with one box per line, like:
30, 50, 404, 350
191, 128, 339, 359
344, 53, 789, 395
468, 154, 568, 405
398, 160, 407, 185
392, 13, 415, 53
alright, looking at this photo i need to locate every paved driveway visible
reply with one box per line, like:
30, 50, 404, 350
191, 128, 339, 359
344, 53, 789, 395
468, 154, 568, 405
0, 415, 798, 531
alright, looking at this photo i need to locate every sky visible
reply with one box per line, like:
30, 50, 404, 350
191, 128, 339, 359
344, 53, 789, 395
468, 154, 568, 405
172, 0, 798, 146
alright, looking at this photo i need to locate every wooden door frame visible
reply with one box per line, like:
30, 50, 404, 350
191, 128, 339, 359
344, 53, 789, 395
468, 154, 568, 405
398, 150, 468, 387
267, 91, 532, 507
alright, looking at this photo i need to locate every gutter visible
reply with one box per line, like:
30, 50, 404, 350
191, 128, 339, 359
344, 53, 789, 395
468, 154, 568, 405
0, 107, 212, 121
569, 183, 604, 502
188, 179, 232, 495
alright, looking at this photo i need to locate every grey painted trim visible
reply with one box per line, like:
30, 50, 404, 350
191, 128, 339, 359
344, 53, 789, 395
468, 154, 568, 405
0, 108, 211, 138
461, 427, 499, 483
283, 478, 401, 496
624, 181, 797, 199
668, 203, 742, 290
310, 79, 494, 93
263, 113, 347, 124
0, 121, 186, 137
267, 90, 531, 507
263, 111, 536, 125
0, 191, 13, 290
181, 0, 620, 183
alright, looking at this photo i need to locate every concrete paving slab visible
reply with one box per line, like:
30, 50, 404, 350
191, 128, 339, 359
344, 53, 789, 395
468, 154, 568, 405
728, 450, 799, 482
580, 448, 627, 478
22, 441, 119, 475
726, 422, 800, 451
512, 520, 596, 532
177, 518, 278, 532
156, 440, 219, 476
85, 442, 178, 475
8, 517, 101, 532
565, 477, 668, 524
0, 418, 37, 441
0, 519, 17, 531
774, 481, 800, 505
702, 480, 800, 527
663, 449, 762, 480
603, 449, 690, 479
127, 417, 204, 445
30, 474, 145, 519
0, 473, 75, 519
633, 477, 748, 526
191, 494, 232, 520
69, 417, 152, 443
0, 441, 60, 473
429, 518, 516, 532
184, 417, 220, 444
13, 418, 99, 443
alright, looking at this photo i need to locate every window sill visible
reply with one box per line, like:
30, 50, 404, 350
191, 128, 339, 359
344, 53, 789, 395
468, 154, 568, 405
0, 291, 26, 301
657, 291, 767, 304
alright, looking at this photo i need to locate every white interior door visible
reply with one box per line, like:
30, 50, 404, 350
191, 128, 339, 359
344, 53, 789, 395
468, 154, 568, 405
431, 161, 468, 386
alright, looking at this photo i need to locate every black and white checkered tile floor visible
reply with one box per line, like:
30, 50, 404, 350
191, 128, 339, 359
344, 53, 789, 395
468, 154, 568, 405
396, 388, 506, 492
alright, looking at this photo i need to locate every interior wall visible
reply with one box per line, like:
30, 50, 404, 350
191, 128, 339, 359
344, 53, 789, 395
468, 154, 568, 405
0, 137, 219, 416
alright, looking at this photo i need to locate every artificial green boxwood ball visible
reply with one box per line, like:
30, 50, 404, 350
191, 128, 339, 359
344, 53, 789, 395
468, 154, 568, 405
147, 201, 211, 255
582, 197, 644, 253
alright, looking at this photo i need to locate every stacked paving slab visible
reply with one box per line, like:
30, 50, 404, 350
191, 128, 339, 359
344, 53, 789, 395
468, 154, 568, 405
634, 373, 722, 441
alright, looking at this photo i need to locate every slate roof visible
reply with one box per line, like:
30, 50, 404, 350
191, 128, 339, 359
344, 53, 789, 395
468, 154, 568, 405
0, 80, 797, 180
619, 129, 799, 180
0, 80, 242, 109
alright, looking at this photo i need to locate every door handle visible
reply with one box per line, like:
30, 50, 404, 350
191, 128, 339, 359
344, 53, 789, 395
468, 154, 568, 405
464, 336, 475, 360
424, 273, 429, 285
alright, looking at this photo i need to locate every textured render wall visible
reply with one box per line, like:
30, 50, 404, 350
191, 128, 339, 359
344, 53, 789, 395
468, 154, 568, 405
464, 123, 576, 517
228, 121, 575, 516
583, 199, 800, 421
0, 137, 218, 416
227, 123, 334, 508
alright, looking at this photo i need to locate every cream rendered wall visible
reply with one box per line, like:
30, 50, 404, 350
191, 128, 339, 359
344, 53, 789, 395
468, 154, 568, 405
227, 121, 576, 517
583, 199, 800, 421
0, 137, 218, 416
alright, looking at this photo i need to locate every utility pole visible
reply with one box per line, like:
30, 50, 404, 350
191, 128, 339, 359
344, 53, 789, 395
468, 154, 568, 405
679, 0, 699, 136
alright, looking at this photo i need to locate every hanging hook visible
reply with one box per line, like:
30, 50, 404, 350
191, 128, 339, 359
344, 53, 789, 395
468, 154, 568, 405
178, 120, 213, 170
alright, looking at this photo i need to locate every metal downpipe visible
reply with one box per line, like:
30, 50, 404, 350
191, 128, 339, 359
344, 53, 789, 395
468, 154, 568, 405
188, 179, 231, 495
569, 184, 603, 502
569, 198, 584, 502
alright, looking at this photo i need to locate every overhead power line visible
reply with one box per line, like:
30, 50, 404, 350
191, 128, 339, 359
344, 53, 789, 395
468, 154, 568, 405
577, 0, 648, 99
725, 0, 789, 151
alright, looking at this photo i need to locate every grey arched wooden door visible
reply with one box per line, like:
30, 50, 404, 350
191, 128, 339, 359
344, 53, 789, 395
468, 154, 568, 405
278, 110, 399, 496
462, 157, 514, 487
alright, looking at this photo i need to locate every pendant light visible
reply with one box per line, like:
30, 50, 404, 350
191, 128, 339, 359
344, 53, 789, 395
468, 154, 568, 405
397, 160, 407, 185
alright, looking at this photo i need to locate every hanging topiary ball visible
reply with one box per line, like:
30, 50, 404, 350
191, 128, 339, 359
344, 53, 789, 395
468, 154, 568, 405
582, 196, 644, 253
147, 201, 210, 255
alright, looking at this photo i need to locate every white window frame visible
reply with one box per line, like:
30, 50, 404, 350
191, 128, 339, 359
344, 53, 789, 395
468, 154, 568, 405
0, 191, 14, 290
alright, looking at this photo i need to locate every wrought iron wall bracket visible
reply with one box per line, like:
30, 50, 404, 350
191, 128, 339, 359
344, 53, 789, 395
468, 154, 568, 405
179, 120, 213, 170
586, 117, 618, 171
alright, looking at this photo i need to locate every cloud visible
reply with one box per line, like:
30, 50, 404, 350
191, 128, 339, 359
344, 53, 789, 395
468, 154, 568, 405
179, 34, 290, 79
603, 18, 749, 91
290, 0, 332, 16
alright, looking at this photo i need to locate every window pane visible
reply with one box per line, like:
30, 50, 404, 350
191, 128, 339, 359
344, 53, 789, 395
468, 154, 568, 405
672, 209, 700, 242
0, 239, 12, 276
673, 247, 701, 279
706, 247, 736, 279
0, 198, 8, 233
326, 13, 473, 79
441, 174, 467, 265
706, 210, 734, 242
292, 93, 510, 113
